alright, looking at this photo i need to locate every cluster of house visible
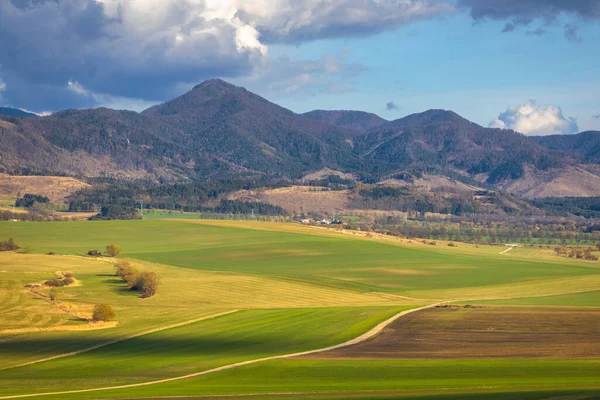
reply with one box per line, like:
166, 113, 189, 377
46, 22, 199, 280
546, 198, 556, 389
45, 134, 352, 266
300, 218, 342, 226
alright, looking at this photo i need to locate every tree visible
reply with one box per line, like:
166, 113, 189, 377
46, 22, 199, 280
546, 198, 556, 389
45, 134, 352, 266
92, 304, 115, 321
105, 244, 122, 257
49, 288, 57, 302
139, 271, 159, 298
114, 261, 131, 278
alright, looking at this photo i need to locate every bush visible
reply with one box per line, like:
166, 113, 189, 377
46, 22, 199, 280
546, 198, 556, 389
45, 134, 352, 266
88, 250, 102, 257
45, 279, 65, 287
92, 304, 115, 322
139, 271, 160, 298
63, 278, 75, 285
448, 242, 457, 247
49, 288, 58, 302
0, 238, 20, 252
105, 244, 122, 257
63, 272, 74, 278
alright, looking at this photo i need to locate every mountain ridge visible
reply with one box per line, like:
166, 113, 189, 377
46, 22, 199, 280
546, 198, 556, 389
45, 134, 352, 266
1, 79, 600, 198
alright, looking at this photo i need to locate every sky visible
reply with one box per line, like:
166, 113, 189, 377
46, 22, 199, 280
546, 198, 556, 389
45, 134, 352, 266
0, 0, 599, 135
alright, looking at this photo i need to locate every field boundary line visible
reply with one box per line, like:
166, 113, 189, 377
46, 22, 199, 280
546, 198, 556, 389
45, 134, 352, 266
0, 310, 239, 372
0, 303, 443, 399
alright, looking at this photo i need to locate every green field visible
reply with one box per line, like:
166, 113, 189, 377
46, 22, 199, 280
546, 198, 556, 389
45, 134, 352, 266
1, 219, 599, 399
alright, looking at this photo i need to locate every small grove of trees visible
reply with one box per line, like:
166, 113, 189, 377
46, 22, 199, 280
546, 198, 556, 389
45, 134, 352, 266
15, 194, 50, 208
554, 246, 599, 260
114, 261, 160, 298
0, 238, 20, 252
87, 244, 122, 257
92, 304, 115, 322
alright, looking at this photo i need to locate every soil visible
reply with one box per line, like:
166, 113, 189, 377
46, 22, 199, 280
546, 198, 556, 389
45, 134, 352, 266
302, 307, 600, 359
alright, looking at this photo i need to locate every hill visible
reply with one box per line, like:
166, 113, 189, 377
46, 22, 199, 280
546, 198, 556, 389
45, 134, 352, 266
0, 107, 37, 118
532, 131, 600, 163
1, 79, 600, 200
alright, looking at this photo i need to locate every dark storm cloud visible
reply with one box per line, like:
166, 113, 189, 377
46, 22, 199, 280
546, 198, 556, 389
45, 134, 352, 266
0, 0, 260, 111
458, 0, 600, 39
0, 0, 454, 112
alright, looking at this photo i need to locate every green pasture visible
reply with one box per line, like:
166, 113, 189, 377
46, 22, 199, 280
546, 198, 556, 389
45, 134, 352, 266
0, 307, 407, 396
53, 359, 600, 399
1, 219, 600, 399
472, 290, 600, 307
2, 220, 599, 297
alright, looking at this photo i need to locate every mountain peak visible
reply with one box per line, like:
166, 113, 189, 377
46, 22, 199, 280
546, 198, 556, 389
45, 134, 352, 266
389, 109, 475, 129
192, 79, 241, 93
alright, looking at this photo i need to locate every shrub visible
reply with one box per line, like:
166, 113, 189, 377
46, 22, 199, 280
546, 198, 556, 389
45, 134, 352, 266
114, 261, 131, 279
45, 279, 65, 287
63, 272, 74, 278
448, 242, 457, 247
49, 288, 58, 301
429, 241, 437, 246
0, 238, 20, 252
139, 271, 159, 298
88, 250, 102, 257
105, 243, 122, 257
63, 278, 75, 285
92, 304, 115, 322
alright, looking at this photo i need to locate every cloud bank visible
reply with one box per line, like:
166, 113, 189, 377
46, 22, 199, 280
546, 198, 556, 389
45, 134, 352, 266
489, 101, 579, 136
0, 0, 450, 111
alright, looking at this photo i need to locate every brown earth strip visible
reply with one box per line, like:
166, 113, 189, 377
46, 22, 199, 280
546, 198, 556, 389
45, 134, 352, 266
302, 307, 600, 360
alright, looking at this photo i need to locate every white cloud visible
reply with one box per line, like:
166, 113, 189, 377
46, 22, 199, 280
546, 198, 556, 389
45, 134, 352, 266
489, 100, 579, 136
67, 80, 90, 96
66, 80, 158, 111
234, 48, 364, 98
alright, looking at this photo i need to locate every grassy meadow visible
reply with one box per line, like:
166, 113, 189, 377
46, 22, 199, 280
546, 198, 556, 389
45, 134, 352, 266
0, 219, 599, 399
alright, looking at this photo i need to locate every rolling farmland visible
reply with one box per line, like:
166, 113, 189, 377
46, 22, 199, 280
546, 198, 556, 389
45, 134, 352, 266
0, 219, 599, 399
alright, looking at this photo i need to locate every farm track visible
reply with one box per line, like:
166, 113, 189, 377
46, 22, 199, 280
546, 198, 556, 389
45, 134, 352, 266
0, 310, 239, 372
0, 303, 443, 399
499, 247, 514, 255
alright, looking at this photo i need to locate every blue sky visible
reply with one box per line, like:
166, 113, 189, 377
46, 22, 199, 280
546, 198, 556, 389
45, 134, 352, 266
0, 0, 599, 134
257, 14, 600, 132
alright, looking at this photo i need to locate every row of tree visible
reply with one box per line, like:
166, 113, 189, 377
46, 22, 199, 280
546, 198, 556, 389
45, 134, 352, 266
114, 261, 159, 298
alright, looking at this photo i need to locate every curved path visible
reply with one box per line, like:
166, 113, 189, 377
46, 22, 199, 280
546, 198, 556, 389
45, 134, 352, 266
0, 302, 444, 399
0, 310, 239, 372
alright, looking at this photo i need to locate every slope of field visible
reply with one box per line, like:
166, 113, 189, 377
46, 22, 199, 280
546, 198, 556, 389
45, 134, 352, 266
0, 307, 409, 396
49, 359, 600, 399
0, 252, 409, 369
4, 220, 599, 296
0, 174, 89, 204
1, 219, 600, 400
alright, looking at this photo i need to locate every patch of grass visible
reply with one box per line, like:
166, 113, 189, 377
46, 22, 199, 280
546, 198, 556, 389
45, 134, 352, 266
0, 307, 409, 396
3, 220, 599, 296
51, 359, 600, 399
0, 252, 409, 369
472, 290, 600, 307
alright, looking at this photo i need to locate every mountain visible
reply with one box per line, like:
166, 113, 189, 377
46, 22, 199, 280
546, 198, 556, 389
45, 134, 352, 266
1, 79, 600, 198
302, 110, 387, 133
0, 107, 37, 118
354, 109, 561, 185
142, 79, 357, 177
532, 131, 600, 163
